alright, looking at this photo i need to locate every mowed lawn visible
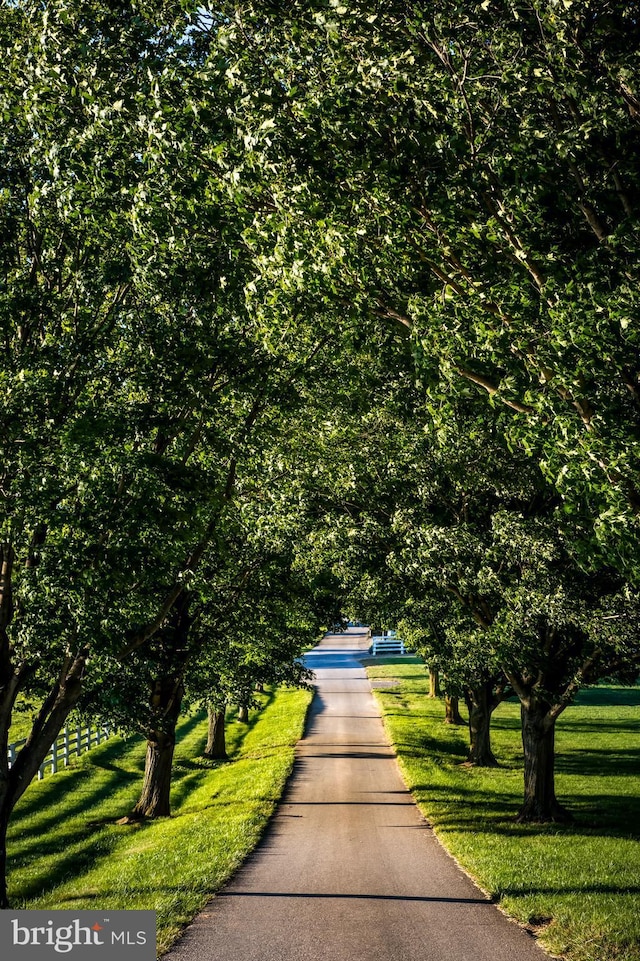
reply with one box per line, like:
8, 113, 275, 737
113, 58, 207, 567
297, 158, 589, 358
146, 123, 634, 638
7, 687, 312, 955
367, 660, 640, 961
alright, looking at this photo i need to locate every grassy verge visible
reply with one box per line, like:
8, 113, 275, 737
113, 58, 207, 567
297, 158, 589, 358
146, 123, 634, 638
366, 659, 640, 961
8, 686, 313, 956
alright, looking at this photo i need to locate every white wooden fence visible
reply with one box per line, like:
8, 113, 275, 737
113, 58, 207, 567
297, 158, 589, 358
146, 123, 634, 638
7, 722, 113, 780
371, 630, 406, 656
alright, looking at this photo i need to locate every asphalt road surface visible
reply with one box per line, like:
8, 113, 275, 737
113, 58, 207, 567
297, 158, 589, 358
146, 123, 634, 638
166, 629, 550, 961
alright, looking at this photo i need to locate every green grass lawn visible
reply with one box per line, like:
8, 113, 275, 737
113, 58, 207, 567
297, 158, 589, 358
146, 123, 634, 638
9, 696, 67, 744
367, 659, 640, 961
7, 687, 313, 955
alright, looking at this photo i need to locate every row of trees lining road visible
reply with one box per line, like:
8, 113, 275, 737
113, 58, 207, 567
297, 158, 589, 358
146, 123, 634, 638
1, 0, 640, 904
210, 0, 640, 820
294, 358, 640, 821
0, 0, 359, 907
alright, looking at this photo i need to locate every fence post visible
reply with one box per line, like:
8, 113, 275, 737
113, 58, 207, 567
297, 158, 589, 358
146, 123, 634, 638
8, 721, 113, 782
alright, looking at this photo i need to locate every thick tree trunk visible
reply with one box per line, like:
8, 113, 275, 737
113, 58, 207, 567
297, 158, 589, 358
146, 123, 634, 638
131, 731, 176, 819
428, 668, 440, 698
237, 704, 249, 722
444, 694, 465, 725
204, 706, 227, 760
0, 652, 86, 905
465, 682, 498, 766
131, 674, 184, 819
130, 592, 191, 821
517, 701, 572, 823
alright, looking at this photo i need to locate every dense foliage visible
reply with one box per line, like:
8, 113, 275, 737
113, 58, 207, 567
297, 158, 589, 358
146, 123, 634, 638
1, 0, 640, 905
209, 0, 640, 818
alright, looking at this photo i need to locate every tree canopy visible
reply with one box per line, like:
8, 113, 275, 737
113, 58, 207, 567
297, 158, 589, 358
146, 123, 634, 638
2, 0, 640, 904
213, 0, 640, 575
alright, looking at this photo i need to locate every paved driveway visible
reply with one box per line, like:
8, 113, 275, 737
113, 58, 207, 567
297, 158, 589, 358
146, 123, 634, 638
165, 629, 550, 961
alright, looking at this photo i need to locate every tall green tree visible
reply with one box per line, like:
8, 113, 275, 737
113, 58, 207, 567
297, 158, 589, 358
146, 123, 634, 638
0, 0, 368, 900
210, 0, 640, 820
0, 0, 322, 902
0, 0, 217, 905
215, 0, 640, 577
290, 348, 640, 818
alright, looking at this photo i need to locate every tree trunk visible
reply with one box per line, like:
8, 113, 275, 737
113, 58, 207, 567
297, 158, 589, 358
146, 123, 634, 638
428, 668, 440, 698
131, 673, 184, 819
0, 655, 86, 905
517, 700, 572, 823
0, 805, 9, 908
465, 682, 498, 766
444, 694, 464, 725
237, 704, 249, 723
204, 706, 227, 760
131, 731, 176, 819
130, 592, 191, 821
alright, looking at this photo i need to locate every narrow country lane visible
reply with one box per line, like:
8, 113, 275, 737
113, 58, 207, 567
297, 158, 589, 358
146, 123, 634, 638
165, 629, 550, 961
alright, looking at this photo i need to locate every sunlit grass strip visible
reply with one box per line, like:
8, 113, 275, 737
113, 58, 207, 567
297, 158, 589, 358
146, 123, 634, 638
8, 687, 313, 956
367, 660, 640, 961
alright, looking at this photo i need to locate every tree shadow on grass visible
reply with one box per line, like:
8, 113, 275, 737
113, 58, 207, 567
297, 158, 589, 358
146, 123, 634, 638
10, 777, 134, 857
171, 710, 210, 754
556, 746, 640, 778
12, 791, 268, 906
9, 710, 215, 904
559, 718, 640, 736
388, 693, 640, 842
10, 756, 146, 853
9, 820, 125, 904
170, 768, 219, 811
8, 706, 243, 907
14, 711, 206, 835
12, 734, 144, 821
555, 792, 640, 837
411, 782, 522, 826
490, 714, 522, 732
52, 883, 205, 902
223, 690, 276, 758
574, 686, 640, 708
161, 693, 279, 812
393, 731, 471, 762
411, 777, 640, 842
